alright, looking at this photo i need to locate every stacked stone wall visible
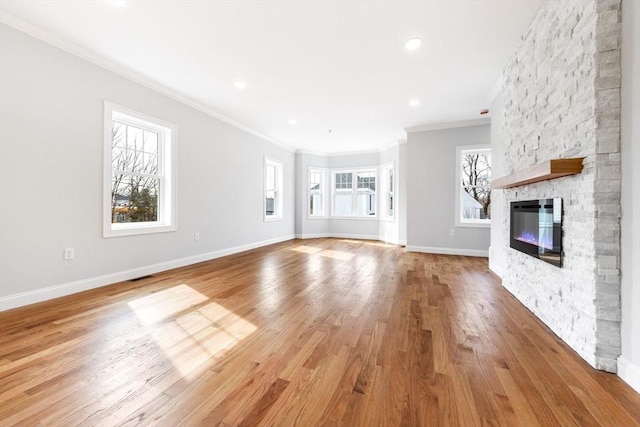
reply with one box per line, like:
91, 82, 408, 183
500, 0, 621, 371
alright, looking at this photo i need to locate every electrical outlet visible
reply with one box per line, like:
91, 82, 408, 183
64, 248, 75, 260
449, 229, 456, 237
194, 232, 200, 241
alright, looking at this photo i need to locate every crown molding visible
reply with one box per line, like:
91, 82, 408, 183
0, 13, 296, 153
404, 118, 491, 134
296, 139, 402, 157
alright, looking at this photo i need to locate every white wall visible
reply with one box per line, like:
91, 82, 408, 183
406, 124, 491, 256
398, 142, 408, 245
619, 0, 640, 393
489, 92, 506, 276
0, 23, 295, 310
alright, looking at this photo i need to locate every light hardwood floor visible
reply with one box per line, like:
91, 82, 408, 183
1, 238, 639, 426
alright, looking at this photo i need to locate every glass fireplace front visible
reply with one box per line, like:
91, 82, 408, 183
510, 198, 562, 267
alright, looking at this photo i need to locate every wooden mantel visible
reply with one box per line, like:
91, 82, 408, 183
491, 158, 584, 189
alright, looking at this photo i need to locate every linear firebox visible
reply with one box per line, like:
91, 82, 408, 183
510, 198, 563, 267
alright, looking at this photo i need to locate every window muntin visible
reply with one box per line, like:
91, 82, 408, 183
456, 145, 491, 226
308, 168, 326, 217
264, 157, 283, 220
332, 169, 377, 217
104, 102, 176, 237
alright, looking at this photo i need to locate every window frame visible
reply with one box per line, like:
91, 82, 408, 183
264, 156, 283, 221
308, 167, 327, 219
330, 167, 378, 219
103, 101, 177, 238
381, 162, 395, 221
455, 144, 491, 228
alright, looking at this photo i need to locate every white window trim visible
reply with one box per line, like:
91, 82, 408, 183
264, 156, 283, 222
307, 167, 328, 219
455, 144, 491, 228
381, 161, 395, 222
103, 101, 177, 238
330, 166, 378, 219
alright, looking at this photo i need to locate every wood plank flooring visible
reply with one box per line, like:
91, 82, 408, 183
1, 238, 639, 426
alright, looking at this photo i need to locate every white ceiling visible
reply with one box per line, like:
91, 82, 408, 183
0, 0, 542, 154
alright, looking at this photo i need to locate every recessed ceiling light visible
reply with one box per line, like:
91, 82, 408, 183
405, 38, 422, 50
233, 81, 246, 90
288, 119, 297, 125
409, 99, 420, 107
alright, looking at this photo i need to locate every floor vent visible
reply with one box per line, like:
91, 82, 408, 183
129, 274, 153, 282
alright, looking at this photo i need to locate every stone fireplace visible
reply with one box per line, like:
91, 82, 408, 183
494, 0, 622, 372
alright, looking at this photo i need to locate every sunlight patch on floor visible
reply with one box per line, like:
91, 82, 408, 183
319, 249, 354, 261
128, 284, 208, 325
128, 285, 256, 379
289, 245, 323, 254
288, 245, 354, 261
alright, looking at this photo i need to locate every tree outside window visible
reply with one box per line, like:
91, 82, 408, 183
456, 145, 491, 226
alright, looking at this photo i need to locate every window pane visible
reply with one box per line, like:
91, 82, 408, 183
112, 146, 126, 170
335, 172, 352, 189
112, 122, 126, 147
309, 172, 321, 190
265, 190, 276, 216
143, 130, 158, 154
111, 173, 159, 223
461, 186, 491, 220
309, 193, 322, 216
334, 193, 352, 216
266, 165, 275, 191
357, 172, 375, 191
356, 193, 376, 216
143, 153, 158, 175
127, 125, 143, 151
461, 151, 491, 186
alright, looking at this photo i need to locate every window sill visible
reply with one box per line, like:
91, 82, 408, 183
307, 216, 329, 220
330, 216, 378, 221
264, 216, 284, 222
104, 223, 176, 238
455, 221, 491, 229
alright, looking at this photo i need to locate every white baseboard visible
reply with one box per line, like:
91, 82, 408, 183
405, 245, 489, 257
489, 260, 505, 278
330, 233, 381, 241
488, 245, 505, 278
0, 234, 295, 312
398, 239, 407, 247
295, 233, 331, 239
618, 356, 640, 393
296, 233, 382, 242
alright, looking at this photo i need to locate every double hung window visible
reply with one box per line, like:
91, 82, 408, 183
104, 102, 176, 237
456, 145, 491, 226
264, 157, 283, 220
332, 169, 377, 217
308, 168, 326, 217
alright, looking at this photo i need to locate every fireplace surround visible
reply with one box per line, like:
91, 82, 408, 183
510, 198, 562, 267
